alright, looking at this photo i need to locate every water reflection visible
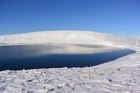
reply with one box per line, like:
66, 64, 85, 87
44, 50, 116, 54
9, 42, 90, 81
0, 44, 136, 70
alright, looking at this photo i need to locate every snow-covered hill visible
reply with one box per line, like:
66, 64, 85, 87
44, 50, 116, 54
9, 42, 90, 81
0, 30, 140, 50
0, 30, 140, 93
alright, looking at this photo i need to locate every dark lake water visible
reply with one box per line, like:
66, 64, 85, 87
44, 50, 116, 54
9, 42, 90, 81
0, 45, 136, 71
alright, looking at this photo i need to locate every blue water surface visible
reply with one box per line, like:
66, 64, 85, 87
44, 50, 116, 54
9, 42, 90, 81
0, 45, 136, 71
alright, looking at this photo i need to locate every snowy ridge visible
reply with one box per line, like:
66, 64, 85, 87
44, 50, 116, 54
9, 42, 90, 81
0, 30, 140, 51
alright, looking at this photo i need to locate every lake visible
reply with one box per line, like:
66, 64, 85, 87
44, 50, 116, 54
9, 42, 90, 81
0, 44, 136, 70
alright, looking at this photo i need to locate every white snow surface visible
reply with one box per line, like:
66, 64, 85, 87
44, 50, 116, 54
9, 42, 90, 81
0, 30, 140, 93
0, 30, 140, 50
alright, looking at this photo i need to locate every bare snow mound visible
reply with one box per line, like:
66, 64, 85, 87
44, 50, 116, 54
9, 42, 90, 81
0, 30, 140, 50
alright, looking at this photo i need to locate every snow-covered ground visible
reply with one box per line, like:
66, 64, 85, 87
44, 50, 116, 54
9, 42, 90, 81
0, 30, 140, 93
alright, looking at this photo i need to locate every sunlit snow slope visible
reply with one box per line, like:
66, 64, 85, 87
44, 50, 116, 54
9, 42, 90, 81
0, 30, 140, 50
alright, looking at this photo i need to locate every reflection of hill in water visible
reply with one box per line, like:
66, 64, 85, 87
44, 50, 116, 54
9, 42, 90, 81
0, 44, 136, 70
0, 44, 120, 60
